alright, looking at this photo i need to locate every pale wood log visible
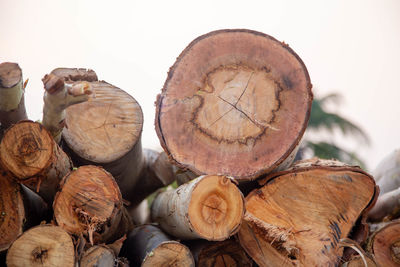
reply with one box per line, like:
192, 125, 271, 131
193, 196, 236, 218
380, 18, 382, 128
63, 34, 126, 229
186, 238, 254, 267
372, 149, 400, 193
369, 187, 400, 221
238, 158, 377, 267
151, 175, 244, 241
129, 199, 150, 225
6, 224, 75, 267
367, 219, 400, 267
0, 120, 72, 204
53, 165, 132, 244
0, 62, 27, 139
155, 29, 312, 180
120, 224, 195, 267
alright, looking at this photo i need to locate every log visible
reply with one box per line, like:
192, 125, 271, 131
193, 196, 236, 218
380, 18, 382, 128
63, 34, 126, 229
368, 149, 400, 221
155, 29, 312, 180
0, 120, 72, 204
0, 62, 27, 139
342, 255, 377, 267
61, 80, 145, 203
53, 165, 132, 244
0, 170, 47, 252
186, 238, 254, 267
80, 245, 116, 267
151, 175, 244, 241
120, 224, 195, 267
42, 73, 93, 143
6, 224, 75, 267
238, 158, 377, 267
367, 220, 400, 267
129, 199, 150, 225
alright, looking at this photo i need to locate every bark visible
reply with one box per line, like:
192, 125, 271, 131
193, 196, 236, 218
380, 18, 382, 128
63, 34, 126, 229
120, 224, 195, 267
6, 224, 75, 267
42, 73, 93, 143
0, 170, 48, 252
151, 175, 244, 241
238, 158, 377, 267
369, 187, 400, 221
0, 62, 28, 139
155, 29, 312, 180
367, 219, 400, 267
372, 149, 400, 194
61, 81, 145, 203
53, 165, 133, 244
186, 238, 254, 267
51, 67, 98, 82
0, 120, 72, 204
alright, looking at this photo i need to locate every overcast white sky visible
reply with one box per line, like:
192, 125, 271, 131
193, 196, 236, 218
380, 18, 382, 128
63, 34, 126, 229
1, 0, 399, 171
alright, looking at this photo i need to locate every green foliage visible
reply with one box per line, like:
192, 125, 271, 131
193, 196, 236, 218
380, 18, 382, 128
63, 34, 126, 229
299, 93, 369, 168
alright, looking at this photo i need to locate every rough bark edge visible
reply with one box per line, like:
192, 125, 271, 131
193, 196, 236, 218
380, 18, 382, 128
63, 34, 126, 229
155, 29, 313, 180
51, 68, 98, 82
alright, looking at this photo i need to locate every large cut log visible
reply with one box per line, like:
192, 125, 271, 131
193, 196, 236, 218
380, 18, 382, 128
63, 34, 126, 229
155, 29, 312, 180
0, 62, 28, 139
53, 165, 132, 244
238, 159, 377, 267
367, 220, 400, 267
0, 120, 72, 204
6, 224, 75, 267
186, 239, 253, 267
0, 170, 48, 252
151, 175, 244, 240
120, 224, 195, 267
369, 149, 400, 221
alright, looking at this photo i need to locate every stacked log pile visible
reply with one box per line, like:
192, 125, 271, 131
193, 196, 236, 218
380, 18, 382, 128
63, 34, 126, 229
0, 29, 392, 266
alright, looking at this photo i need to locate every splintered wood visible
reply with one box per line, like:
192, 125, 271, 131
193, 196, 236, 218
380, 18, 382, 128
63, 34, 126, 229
156, 29, 312, 180
238, 159, 377, 267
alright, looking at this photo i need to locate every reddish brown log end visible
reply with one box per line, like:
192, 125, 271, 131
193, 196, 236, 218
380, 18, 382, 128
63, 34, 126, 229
42, 74, 65, 94
155, 29, 312, 180
53, 165, 125, 243
369, 220, 400, 267
0, 172, 24, 252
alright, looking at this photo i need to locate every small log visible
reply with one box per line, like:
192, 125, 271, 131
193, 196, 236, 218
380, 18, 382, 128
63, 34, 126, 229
80, 245, 116, 267
155, 29, 312, 180
129, 199, 150, 225
53, 165, 132, 244
0, 120, 72, 204
6, 224, 75, 267
0, 171, 47, 252
372, 149, 400, 194
151, 175, 244, 241
367, 220, 400, 267
42, 73, 93, 143
238, 158, 377, 267
120, 224, 195, 267
0, 62, 27, 139
186, 239, 253, 267
342, 255, 377, 267
369, 187, 400, 221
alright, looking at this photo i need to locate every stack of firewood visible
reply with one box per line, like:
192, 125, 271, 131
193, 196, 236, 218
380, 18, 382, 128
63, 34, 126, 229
0, 29, 394, 266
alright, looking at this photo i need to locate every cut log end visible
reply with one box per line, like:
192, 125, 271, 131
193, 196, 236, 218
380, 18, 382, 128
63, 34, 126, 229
0, 173, 24, 252
6, 225, 75, 267
0, 62, 22, 88
369, 220, 400, 267
189, 175, 244, 240
143, 241, 194, 267
0, 121, 54, 179
63, 81, 143, 163
239, 160, 376, 266
54, 165, 123, 242
156, 29, 312, 180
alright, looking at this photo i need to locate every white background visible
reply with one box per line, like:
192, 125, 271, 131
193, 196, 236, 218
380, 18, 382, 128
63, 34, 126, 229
1, 0, 399, 171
